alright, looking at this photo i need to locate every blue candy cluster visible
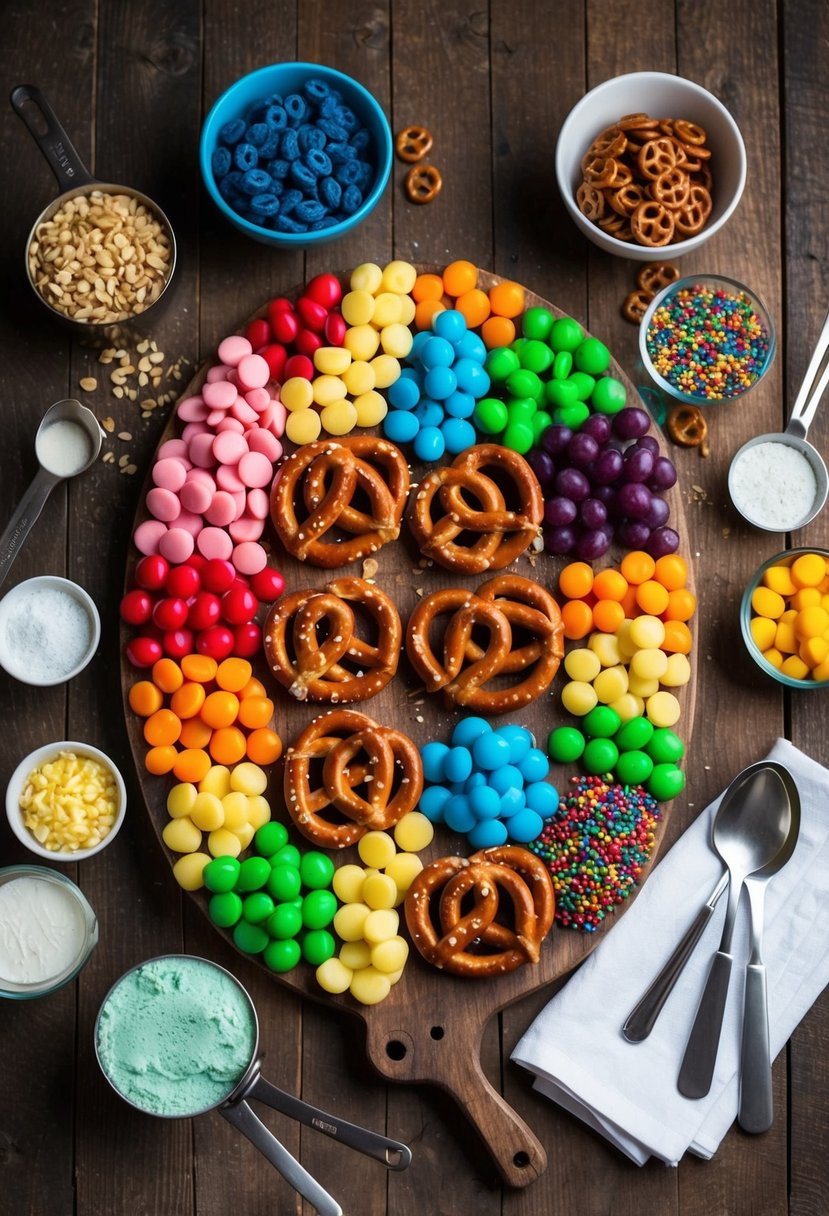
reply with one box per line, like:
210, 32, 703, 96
382, 309, 491, 461
418, 717, 559, 848
211, 78, 374, 234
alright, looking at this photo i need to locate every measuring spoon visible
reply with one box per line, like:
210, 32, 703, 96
0, 399, 104, 590
738, 764, 801, 1133
728, 308, 829, 531
677, 763, 794, 1099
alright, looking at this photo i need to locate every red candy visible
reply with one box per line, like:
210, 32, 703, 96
187, 591, 222, 631
232, 621, 262, 657
166, 564, 201, 599
196, 625, 235, 661
163, 628, 195, 659
249, 567, 285, 602
221, 585, 258, 625
152, 597, 189, 631
324, 313, 347, 346
305, 273, 342, 310
295, 330, 324, 359
120, 588, 154, 626
260, 343, 287, 382
297, 296, 328, 332
245, 317, 271, 349
271, 309, 300, 345
201, 558, 237, 594
284, 354, 314, 381
125, 636, 163, 668
134, 555, 169, 591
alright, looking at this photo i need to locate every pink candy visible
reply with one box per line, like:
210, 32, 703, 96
217, 335, 252, 367
203, 380, 237, 410
159, 527, 195, 564
197, 526, 234, 561
232, 541, 267, 574
152, 457, 188, 492
213, 430, 249, 465
238, 450, 273, 489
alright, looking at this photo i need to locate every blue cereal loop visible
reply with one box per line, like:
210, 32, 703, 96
245, 103, 269, 125
298, 123, 326, 153
295, 198, 327, 223
354, 161, 374, 191
290, 159, 318, 192
284, 93, 307, 123
335, 159, 362, 186
320, 92, 341, 118
266, 158, 290, 180
279, 187, 303, 216
233, 142, 259, 172
280, 128, 301, 161
341, 184, 363, 214
218, 170, 244, 201
240, 168, 272, 195
211, 146, 232, 178
334, 105, 358, 132
245, 123, 269, 147
265, 105, 287, 130
264, 92, 284, 106
304, 78, 329, 101
318, 175, 342, 209
316, 118, 348, 142
249, 193, 281, 218
274, 214, 308, 233
305, 148, 332, 177
327, 140, 357, 165
310, 216, 339, 230
258, 132, 280, 160
220, 117, 246, 145
350, 128, 371, 153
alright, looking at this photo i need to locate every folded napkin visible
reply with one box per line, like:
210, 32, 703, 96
512, 738, 829, 1166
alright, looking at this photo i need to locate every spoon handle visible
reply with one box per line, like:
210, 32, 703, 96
0, 466, 61, 590
739, 879, 773, 1133
787, 307, 829, 440
677, 949, 734, 1098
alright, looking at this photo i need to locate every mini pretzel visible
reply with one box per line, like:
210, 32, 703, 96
673, 118, 707, 146
637, 137, 680, 180
408, 444, 543, 574
284, 710, 423, 848
631, 199, 675, 246
576, 181, 606, 220
404, 846, 555, 977
637, 262, 680, 294
651, 166, 691, 210
405, 164, 442, 204
674, 184, 713, 235
622, 289, 653, 324
395, 125, 433, 163
263, 576, 401, 704
666, 404, 708, 449
271, 436, 409, 568
406, 574, 564, 714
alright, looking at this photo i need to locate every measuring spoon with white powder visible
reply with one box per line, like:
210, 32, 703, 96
0, 398, 104, 588
729, 309, 829, 531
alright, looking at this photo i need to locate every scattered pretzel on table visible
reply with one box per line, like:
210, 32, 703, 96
404, 164, 442, 204
263, 576, 401, 704
283, 709, 423, 849
395, 125, 433, 163
270, 436, 410, 568
409, 443, 543, 573
404, 845, 556, 978
666, 404, 710, 456
405, 574, 564, 714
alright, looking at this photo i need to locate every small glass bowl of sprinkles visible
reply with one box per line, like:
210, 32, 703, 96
639, 274, 776, 407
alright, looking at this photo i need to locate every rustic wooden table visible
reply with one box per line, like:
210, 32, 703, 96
2, 2, 828, 1213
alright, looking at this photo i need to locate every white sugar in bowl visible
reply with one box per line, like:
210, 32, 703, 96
0, 575, 100, 685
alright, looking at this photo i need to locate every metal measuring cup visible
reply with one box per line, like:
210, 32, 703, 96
94, 956, 411, 1216
10, 84, 178, 341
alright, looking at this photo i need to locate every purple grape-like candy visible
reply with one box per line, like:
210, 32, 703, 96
647, 456, 678, 491
544, 496, 577, 527
575, 527, 612, 561
543, 524, 577, 555
616, 481, 652, 520
636, 435, 660, 455
579, 497, 608, 529
581, 413, 612, 444
612, 407, 650, 440
592, 447, 624, 485
618, 520, 652, 549
644, 495, 670, 529
555, 467, 591, 502
527, 449, 555, 487
567, 432, 600, 468
646, 526, 680, 557
541, 425, 573, 456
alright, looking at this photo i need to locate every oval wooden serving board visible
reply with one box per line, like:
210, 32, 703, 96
121, 269, 696, 1187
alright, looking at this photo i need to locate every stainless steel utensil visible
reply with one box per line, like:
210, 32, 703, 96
0, 398, 104, 590
738, 765, 801, 1133
677, 763, 794, 1099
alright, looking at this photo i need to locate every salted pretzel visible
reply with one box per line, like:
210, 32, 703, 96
631, 199, 675, 247
408, 444, 543, 573
404, 845, 555, 977
395, 125, 433, 163
405, 574, 564, 714
283, 710, 423, 848
404, 164, 442, 204
271, 436, 409, 568
263, 576, 401, 704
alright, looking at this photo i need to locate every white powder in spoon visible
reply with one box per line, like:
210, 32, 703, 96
730, 441, 818, 530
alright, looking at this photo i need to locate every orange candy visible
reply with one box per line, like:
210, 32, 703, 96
129, 680, 163, 717
662, 620, 693, 654
170, 681, 206, 720
592, 599, 625, 634
152, 658, 183, 695
663, 588, 697, 622
653, 554, 689, 591
414, 298, 446, 330
592, 568, 629, 602
210, 726, 247, 766
216, 657, 253, 693
178, 717, 213, 750
442, 259, 478, 297
237, 696, 275, 729
635, 580, 670, 616
412, 273, 444, 302
145, 745, 178, 775
561, 599, 594, 641
240, 676, 268, 700
246, 727, 283, 765
619, 550, 656, 586
201, 690, 241, 729
181, 654, 218, 683
481, 315, 516, 349
144, 708, 182, 748
455, 288, 491, 329
488, 279, 525, 319
559, 561, 594, 600
173, 748, 213, 784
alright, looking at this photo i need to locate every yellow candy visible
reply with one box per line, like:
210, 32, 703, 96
190, 791, 225, 832
220, 791, 249, 831
380, 260, 417, 294
333, 902, 371, 942
626, 672, 659, 698
162, 816, 202, 853
339, 940, 372, 969
344, 324, 380, 361
316, 957, 353, 994
561, 679, 598, 716
167, 782, 197, 818
362, 873, 398, 910
172, 852, 211, 890
207, 828, 242, 858
774, 619, 797, 654
763, 565, 797, 596
630, 647, 669, 681
363, 908, 399, 943
341, 360, 376, 396
762, 647, 784, 670
230, 761, 268, 796
341, 288, 375, 326
750, 616, 777, 651
320, 400, 358, 436
398, 293, 417, 327
608, 693, 644, 721
245, 794, 271, 830
312, 374, 348, 407
592, 665, 628, 704
393, 811, 434, 853
371, 291, 403, 327
780, 654, 810, 681
662, 653, 691, 687
614, 619, 638, 659
358, 831, 397, 869
285, 407, 322, 445
791, 552, 826, 588
822, 594, 829, 613
791, 587, 821, 611
800, 636, 829, 668
564, 648, 601, 683
350, 262, 383, 293
280, 376, 314, 412
384, 852, 423, 901
349, 966, 391, 1005
370, 353, 401, 388
628, 615, 666, 649
332, 863, 366, 904
813, 655, 829, 681
379, 322, 413, 358
313, 345, 352, 376
751, 586, 785, 619
233, 821, 255, 849
371, 936, 409, 974
588, 632, 622, 667
646, 690, 681, 728
199, 765, 232, 798
795, 605, 829, 639
353, 390, 388, 428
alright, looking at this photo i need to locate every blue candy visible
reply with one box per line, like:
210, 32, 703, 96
413, 400, 443, 428
441, 417, 476, 454
467, 819, 509, 850
310, 216, 339, 230
328, 141, 357, 165
433, 309, 467, 344
443, 795, 476, 835
525, 781, 559, 817
496, 724, 533, 764
383, 411, 419, 444
298, 123, 326, 152
499, 786, 526, 818
471, 732, 511, 771
280, 128, 301, 160
305, 148, 332, 177
335, 161, 363, 187
423, 365, 457, 401
266, 158, 291, 180
488, 765, 524, 796
453, 329, 487, 362
246, 123, 269, 147
318, 176, 342, 210
340, 184, 362, 214
421, 336, 455, 369
413, 425, 445, 462
273, 214, 308, 233
421, 741, 450, 783
240, 168, 272, 195
519, 748, 550, 784
295, 199, 327, 223
279, 188, 303, 215
450, 717, 492, 748
335, 104, 358, 131
443, 747, 473, 785
388, 376, 420, 411
454, 358, 490, 397
444, 390, 475, 419
419, 785, 451, 823
411, 331, 431, 356
350, 128, 371, 153
291, 160, 318, 192
234, 143, 259, 172
258, 133, 281, 160
220, 118, 246, 145
505, 809, 544, 844
284, 93, 307, 123
265, 105, 288, 130
211, 147, 231, 178
304, 78, 330, 101
249, 193, 281, 218
468, 784, 501, 820
464, 771, 486, 791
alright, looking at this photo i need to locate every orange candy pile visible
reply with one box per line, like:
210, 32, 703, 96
411, 259, 526, 346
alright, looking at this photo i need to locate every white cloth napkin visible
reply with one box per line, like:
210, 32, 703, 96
511, 738, 829, 1166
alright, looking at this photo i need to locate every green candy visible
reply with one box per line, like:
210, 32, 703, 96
474, 396, 509, 434
614, 716, 654, 752
484, 347, 519, 382
300, 851, 335, 890
506, 397, 537, 423
502, 420, 534, 453
574, 335, 610, 374
552, 350, 573, 379
506, 368, 543, 401
233, 919, 269, 954
549, 316, 583, 352
646, 728, 685, 764
203, 856, 241, 894
591, 376, 627, 414
254, 821, 289, 858
552, 401, 590, 429
531, 410, 553, 442
267, 862, 302, 902
521, 306, 554, 341
518, 339, 554, 374
547, 726, 586, 763
582, 737, 619, 776
271, 844, 301, 869
266, 902, 303, 941
301, 929, 336, 966
208, 891, 243, 928
236, 855, 271, 892
647, 763, 686, 802
545, 378, 580, 409
243, 891, 275, 924
615, 750, 655, 787
582, 705, 622, 739
302, 889, 338, 930
263, 938, 301, 974
569, 371, 596, 402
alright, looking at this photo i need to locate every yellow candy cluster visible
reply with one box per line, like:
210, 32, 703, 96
164, 761, 271, 889
315, 812, 433, 1005
749, 552, 829, 681
283, 260, 416, 445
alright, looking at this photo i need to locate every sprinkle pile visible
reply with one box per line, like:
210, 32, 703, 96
644, 281, 771, 400
530, 775, 660, 931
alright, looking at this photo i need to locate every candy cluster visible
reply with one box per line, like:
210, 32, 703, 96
748, 551, 829, 681
409, 260, 526, 348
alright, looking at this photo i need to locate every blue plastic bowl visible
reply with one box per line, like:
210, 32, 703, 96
200, 62, 392, 249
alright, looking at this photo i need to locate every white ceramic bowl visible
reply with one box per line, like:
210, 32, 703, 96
6, 741, 127, 861
555, 71, 746, 261
0, 575, 100, 686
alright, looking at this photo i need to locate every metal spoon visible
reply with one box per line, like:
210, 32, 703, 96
677, 763, 794, 1099
738, 764, 801, 1133
0, 399, 104, 590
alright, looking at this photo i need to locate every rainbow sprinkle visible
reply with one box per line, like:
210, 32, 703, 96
645, 282, 771, 400
530, 775, 660, 931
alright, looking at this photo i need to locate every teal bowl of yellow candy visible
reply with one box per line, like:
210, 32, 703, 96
741, 548, 829, 689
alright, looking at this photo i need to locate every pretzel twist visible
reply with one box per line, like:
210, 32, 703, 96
409, 444, 543, 574
404, 846, 555, 977
405, 574, 564, 714
263, 577, 401, 704
284, 710, 423, 848
270, 436, 410, 568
